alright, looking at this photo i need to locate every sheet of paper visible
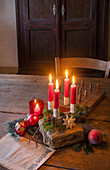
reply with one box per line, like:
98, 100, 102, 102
0, 133, 55, 170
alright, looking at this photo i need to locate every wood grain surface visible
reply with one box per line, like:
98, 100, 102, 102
0, 75, 110, 170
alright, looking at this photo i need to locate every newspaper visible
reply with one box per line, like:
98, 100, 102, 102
0, 133, 55, 170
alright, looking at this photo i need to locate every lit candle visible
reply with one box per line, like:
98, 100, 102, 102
70, 76, 76, 113
53, 79, 60, 117
48, 74, 54, 110
34, 99, 36, 104
34, 104, 40, 116
64, 69, 70, 105
29, 99, 44, 115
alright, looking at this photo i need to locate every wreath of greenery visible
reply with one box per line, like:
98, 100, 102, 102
42, 105, 90, 133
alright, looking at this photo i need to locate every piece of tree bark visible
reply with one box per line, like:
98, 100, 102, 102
39, 119, 84, 149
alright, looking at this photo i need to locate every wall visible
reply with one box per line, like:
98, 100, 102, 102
0, 0, 18, 73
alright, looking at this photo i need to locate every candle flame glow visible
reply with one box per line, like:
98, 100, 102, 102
56, 79, 59, 89
72, 76, 75, 85
49, 73, 52, 83
34, 99, 36, 103
36, 104, 39, 109
65, 69, 68, 78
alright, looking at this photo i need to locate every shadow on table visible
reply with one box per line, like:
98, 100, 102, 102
94, 141, 108, 150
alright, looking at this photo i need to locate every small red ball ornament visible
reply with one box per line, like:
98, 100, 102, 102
88, 129, 102, 145
15, 121, 27, 136
27, 114, 39, 126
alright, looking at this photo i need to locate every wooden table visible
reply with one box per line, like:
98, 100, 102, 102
0, 75, 110, 170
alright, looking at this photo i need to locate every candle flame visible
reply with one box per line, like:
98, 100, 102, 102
56, 79, 59, 89
49, 73, 52, 83
65, 69, 68, 78
34, 99, 36, 103
36, 104, 39, 109
72, 76, 75, 85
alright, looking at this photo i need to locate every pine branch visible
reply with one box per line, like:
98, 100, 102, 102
7, 118, 24, 140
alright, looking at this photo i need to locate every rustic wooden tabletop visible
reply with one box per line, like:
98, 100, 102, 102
0, 75, 110, 170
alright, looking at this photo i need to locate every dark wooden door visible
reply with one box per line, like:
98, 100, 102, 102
16, 0, 57, 74
16, 0, 107, 75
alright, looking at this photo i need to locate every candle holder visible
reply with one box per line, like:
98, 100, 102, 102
48, 101, 54, 110
29, 99, 44, 115
53, 108, 59, 117
70, 103, 75, 113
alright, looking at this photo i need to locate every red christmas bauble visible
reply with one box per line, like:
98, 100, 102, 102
88, 129, 102, 145
15, 121, 27, 136
27, 114, 39, 126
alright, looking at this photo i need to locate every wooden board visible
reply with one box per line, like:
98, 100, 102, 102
39, 119, 84, 149
59, 89, 105, 114
77, 90, 105, 112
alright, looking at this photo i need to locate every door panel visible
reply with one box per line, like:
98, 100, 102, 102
66, 0, 91, 20
66, 30, 90, 57
30, 30, 53, 62
61, 0, 97, 59
29, 0, 52, 20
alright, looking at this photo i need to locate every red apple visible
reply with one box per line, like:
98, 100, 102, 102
88, 129, 102, 145
27, 114, 39, 126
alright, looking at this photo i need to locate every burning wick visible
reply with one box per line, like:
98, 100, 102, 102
36, 104, 39, 109
34, 99, 36, 104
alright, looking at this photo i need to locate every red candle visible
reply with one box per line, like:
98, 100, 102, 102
64, 69, 69, 98
34, 104, 40, 116
29, 99, 44, 115
48, 74, 53, 101
71, 76, 76, 104
54, 79, 60, 109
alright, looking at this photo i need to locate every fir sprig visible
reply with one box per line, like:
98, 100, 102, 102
73, 142, 94, 154
7, 118, 24, 141
73, 105, 90, 123
56, 119, 66, 132
43, 109, 52, 117
42, 121, 54, 132
73, 143, 82, 152
73, 130, 94, 154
